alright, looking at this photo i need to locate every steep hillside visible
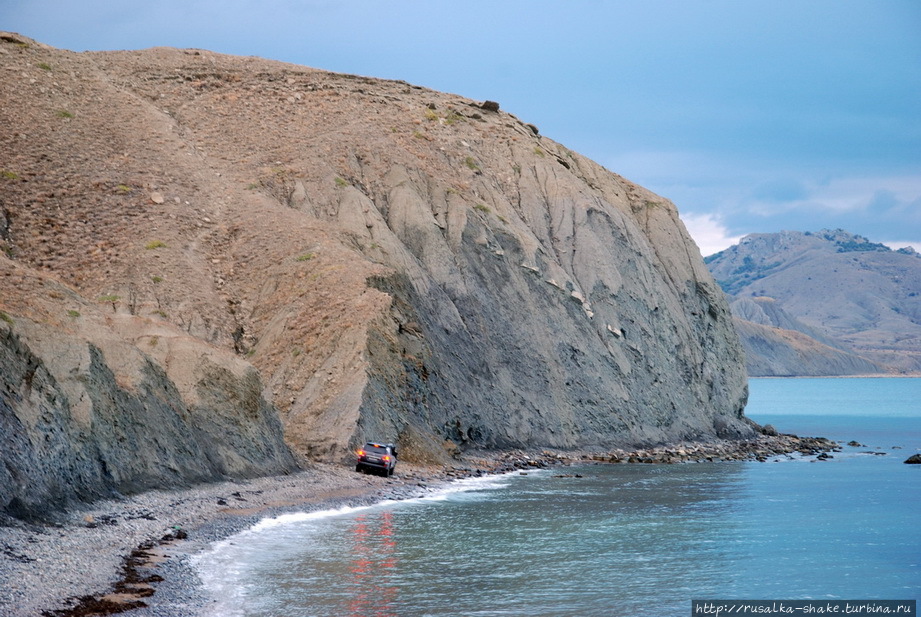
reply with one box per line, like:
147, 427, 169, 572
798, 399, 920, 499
731, 318, 888, 377
0, 33, 753, 515
706, 229, 921, 375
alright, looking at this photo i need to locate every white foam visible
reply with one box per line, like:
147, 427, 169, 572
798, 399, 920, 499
248, 502, 375, 532
192, 470, 522, 614
245, 471, 515, 530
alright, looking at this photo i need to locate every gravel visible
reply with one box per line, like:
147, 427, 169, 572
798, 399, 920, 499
1, 441, 827, 616
0, 462, 447, 617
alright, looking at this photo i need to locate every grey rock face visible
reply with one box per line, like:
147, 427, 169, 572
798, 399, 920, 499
0, 318, 297, 519
335, 154, 755, 453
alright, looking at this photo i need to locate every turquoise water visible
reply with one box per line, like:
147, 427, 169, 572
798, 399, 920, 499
195, 378, 921, 616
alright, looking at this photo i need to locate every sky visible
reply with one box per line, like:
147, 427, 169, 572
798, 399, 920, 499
2, 0, 919, 256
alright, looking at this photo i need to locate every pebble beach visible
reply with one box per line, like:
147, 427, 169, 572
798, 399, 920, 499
0, 434, 834, 616
0, 463, 444, 617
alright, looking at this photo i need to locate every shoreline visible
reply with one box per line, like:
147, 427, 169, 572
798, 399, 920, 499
749, 373, 921, 379
0, 434, 836, 617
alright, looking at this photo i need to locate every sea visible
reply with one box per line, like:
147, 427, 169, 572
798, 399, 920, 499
193, 377, 921, 617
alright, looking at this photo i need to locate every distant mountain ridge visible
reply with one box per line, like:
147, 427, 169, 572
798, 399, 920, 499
705, 229, 921, 376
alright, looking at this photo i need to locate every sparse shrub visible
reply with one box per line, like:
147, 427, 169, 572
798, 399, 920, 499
533, 147, 545, 157
2, 170, 20, 180
295, 253, 315, 262
116, 184, 132, 193
56, 110, 74, 119
444, 110, 462, 125
37, 62, 51, 71
67, 310, 80, 318
97, 295, 120, 311
145, 240, 167, 250
474, 204, 491, 213
464, 157, 479, 170
0, 310, 13, 325
334, 177, 349, 187
151, 275, 163, 283
424, 108, 438, 121
832, 237, 889, 253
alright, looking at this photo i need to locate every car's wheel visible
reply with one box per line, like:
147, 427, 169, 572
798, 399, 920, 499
355, 464, 363, 473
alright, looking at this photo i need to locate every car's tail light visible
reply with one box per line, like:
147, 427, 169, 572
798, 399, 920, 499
357, 450, 365, 456
382, 455, 390, 462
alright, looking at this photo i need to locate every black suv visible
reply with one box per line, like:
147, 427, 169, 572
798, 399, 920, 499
355, 442, 398, 476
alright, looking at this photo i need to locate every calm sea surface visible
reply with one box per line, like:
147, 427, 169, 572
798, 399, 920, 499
195, 378, 921, 616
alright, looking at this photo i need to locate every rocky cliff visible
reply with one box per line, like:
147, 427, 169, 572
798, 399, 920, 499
706, 229, 921, 375
0, 33, 753, 516
0, 260, 298, 519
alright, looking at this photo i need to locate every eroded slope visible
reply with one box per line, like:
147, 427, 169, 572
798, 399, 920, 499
1, 34, 753, 516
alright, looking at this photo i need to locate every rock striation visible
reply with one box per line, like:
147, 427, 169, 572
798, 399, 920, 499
0, 33, 753, 516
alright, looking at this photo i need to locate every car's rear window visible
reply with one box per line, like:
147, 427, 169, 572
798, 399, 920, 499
365, 445, 389, 455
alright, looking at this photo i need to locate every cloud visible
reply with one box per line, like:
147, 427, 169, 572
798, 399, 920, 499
750, 179, 809, 203
867, 189, 900, 211
607, 148, 921, 249
884, 241, 921, 253
679, 213, 744, 257
743, 174, 921, 220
